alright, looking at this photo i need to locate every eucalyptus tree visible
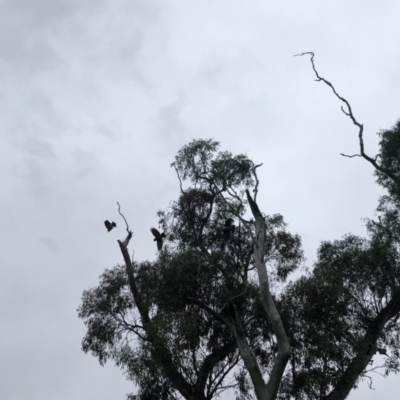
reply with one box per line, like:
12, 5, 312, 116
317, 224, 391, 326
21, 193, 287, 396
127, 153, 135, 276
167, 140, 304, 400
277, 54, 400, 400
78, 139, 303, 400
79, 53, 400, 400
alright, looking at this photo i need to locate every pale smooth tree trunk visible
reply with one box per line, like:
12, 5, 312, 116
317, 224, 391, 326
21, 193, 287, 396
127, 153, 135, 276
243, 190, 291, 400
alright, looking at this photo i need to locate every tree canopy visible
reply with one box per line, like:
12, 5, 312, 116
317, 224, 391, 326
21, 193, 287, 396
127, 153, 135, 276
79, 139, 303, 400
78, 54, 400, 400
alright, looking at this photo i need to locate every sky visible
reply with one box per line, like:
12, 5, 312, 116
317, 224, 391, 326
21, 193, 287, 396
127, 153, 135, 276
1, 0, 399, 399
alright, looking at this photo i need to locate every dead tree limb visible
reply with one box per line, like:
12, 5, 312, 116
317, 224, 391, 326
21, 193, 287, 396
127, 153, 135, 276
295, 52, 400, 188
117, 201, 132, 234
252, 163, 263, 203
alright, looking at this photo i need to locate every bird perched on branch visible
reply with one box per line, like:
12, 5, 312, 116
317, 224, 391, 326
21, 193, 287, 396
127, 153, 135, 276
150, 227, 166, 251
223, 218, 235, 239
104, 220, 117, 232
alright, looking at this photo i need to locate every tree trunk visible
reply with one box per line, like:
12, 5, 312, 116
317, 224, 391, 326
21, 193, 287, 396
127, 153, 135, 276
246, 190, 291, 400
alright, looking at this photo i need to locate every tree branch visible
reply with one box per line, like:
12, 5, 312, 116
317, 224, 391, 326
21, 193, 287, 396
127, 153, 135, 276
326, 288, 400, 400
118, 229, 194, 399
195, 338, 237, 395
186, 297, 233, 329
340, 153, 362, 158
174, 165, 185, 195
252, 163, 263, 203
117, 201, 131, 234
295, 51, 400, 188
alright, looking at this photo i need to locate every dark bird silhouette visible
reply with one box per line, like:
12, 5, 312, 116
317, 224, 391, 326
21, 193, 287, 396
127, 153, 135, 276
223, 218, 235, 239
104, 220, 117, 232
150, 227, 166, 251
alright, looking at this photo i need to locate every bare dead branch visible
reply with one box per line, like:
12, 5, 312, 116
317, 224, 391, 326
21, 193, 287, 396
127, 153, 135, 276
294, 52, 358, 124
252, 163, 263, 203
117, 201, 132, 233
119, 231, 132, 247
296, 51, 400, 188
340, 153, 362, 158
115, 202, 133, 246
364, 375, 375, 390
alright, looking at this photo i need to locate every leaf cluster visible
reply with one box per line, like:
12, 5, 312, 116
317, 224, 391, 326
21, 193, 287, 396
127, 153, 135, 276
375, 119, 400, 205
278, 226, 400, 399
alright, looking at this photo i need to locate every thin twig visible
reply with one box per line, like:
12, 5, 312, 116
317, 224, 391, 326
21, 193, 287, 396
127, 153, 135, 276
252, 163, 263, 203
117, 201, 131, 233
340, 153, 362, 158
174, 165, 185, 194
363, 375, 375, 390
213, 184, 253, 233
294, 52, 359, 125
365, 365, 386, 376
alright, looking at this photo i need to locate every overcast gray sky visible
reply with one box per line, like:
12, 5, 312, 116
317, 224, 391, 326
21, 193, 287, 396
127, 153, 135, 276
1, 0, 399, 399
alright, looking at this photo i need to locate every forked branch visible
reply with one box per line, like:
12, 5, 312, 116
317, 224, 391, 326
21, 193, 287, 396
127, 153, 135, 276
116, 217, 194, 399
295, 52, 400, 188
252, 163, 263, 203
117, 201, 132, 236
244, 190, 291, 400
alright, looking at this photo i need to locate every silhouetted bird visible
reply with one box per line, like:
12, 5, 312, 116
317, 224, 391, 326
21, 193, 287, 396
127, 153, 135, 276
150, 227, 166, 251
223, 218, 235, 239
104, 220, 117, 232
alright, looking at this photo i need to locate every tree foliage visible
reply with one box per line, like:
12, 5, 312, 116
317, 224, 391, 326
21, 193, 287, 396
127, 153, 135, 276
375, 119, 400, 205
79, 53, 400, 400
79, 139, 303, 400
277, 116, 400, 400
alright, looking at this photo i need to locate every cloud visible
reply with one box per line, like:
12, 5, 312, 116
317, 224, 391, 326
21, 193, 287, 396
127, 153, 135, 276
1, 1, 400, 400
18, 138, 56, 159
